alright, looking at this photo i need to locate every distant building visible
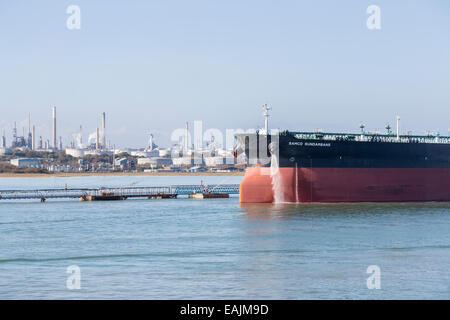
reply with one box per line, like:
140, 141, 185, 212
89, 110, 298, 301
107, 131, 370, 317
137, 157, 173, 167
84, 150, 103, 156
172, 157, 197, 166
66, 148, 112, 157
12, 136, 27, 149
131, 150, 160, 157
65, 148, 85, 158
204, 156, 236, 167
158, 148, 171, 157
0, 148, 12, 156
10, 158, 40, 168
187, 166, 207, 173
114, 148, 131, 155
74, 149, 113, 157
114, 157, 128, 168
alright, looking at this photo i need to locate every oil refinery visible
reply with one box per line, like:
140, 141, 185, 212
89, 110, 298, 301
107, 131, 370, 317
0, 107, 243, 174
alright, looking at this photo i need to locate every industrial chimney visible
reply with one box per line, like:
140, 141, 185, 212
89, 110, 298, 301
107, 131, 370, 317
32, 125, 35, 150
102, 112, 106, 150
96, 127, 99, 150
27, 113, 32, 149
185, 121, 189, 152
52, 106, 57, 150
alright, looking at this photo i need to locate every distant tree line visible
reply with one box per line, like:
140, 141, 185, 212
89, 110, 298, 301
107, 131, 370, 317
0, 162, 48, 174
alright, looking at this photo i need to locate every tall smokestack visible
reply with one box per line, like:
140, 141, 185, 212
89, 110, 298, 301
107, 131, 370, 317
27, 113, 32, 149
101, 112, 106, 150
13, 122, 17, 142
1, 130, 5, 148
96, 127, 99, 150
52, 106, 57, 150
185, 121, 189, 152
32, 125, 35, 150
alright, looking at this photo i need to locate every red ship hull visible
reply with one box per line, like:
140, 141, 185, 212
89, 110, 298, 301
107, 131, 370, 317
239, 167, 450, 203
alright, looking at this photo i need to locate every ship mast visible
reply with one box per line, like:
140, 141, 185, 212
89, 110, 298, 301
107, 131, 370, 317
262, 104, 270, 134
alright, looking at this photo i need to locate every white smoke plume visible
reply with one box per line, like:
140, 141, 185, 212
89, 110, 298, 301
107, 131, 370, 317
71, 132, 84, 149
88, 131, 97, 144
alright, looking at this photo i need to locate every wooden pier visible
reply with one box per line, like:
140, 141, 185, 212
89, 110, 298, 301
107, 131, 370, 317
0, 184, 239, 202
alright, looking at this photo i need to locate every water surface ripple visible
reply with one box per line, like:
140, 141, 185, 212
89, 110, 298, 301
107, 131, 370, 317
0, 176, 449, 299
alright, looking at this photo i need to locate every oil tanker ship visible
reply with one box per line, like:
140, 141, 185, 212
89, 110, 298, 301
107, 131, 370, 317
235, 110, 450, 203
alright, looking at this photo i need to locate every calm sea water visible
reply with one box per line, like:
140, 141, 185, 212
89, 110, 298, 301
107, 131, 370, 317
0, 175, 449, 299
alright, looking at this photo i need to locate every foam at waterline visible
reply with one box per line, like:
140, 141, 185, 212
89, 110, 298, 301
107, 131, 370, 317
270, 152, 285, 203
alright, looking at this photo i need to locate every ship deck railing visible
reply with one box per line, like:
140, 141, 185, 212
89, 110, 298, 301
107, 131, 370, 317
285, 131, 450, 144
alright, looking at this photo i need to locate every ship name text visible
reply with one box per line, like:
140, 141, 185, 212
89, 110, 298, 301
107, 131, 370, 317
289, 141, 331, 147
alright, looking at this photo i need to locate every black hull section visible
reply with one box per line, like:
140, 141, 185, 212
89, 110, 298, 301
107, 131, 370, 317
241, 133, 450, 169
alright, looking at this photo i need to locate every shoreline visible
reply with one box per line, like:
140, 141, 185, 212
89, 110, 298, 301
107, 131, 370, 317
0, 171, 245, 178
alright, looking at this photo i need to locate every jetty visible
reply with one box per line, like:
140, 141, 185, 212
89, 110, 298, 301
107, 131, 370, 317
0, 184, 240, 202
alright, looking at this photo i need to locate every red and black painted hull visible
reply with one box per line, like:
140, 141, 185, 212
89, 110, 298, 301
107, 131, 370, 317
237, 133, 450, 203
240, 167, 450, 203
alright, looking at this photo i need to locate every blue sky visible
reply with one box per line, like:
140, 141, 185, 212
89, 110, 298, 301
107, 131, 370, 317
0, 0, 449, 148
